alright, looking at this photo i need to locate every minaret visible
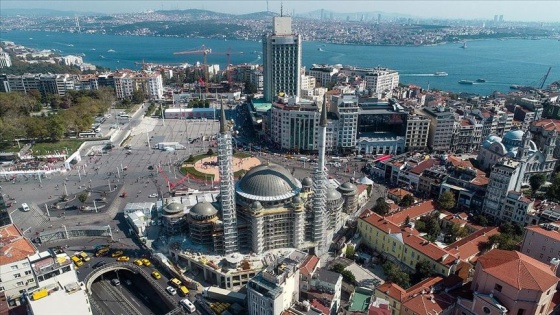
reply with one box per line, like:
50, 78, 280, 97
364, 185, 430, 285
517, 130, 532, 161
544, 130, 557, 161
218, 101, 238, 254
312, 94, 328, 255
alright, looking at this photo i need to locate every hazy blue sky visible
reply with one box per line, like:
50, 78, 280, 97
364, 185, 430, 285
3, 1, 560, 22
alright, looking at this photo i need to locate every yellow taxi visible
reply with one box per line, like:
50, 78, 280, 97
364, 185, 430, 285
133, 259, 143, 266
111, 250, 123, 258
151, 270, 161, 280
116, 256, 130, 262
169, 278, 182, 288
141, 258, 151, 266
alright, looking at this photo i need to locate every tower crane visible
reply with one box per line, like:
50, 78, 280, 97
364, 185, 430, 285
174, 45, 212, 93
210, 47, 244, 88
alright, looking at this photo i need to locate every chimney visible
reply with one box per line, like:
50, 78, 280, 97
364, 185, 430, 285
550, 258, 560, 274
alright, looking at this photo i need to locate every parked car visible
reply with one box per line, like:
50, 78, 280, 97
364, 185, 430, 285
148, 193, 158, 198
21, 203, 30, 212
92, 261, 107, 269
111, 279, 120, 286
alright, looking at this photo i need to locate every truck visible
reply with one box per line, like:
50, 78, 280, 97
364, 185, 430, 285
202, 287, 246, 305
155, 142, 186, 150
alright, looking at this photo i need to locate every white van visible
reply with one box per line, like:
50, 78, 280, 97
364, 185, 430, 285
21, 203, 30, 212
180, 299, 196, 313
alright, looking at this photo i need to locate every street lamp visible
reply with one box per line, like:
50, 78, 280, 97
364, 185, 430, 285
61, 224, 69, 239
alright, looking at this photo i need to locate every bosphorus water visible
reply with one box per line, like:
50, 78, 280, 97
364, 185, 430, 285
2, 30, 559, 95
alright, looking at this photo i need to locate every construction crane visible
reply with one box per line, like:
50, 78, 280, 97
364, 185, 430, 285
538, 67, 552, 89
210, 47, 244, 88
157, 166, 190, 190
174, 45, 212, 93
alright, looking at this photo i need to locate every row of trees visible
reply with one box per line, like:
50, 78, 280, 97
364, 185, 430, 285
0, 89, 114, 142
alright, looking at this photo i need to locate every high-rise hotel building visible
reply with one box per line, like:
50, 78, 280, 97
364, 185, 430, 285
263, 16, 302, 102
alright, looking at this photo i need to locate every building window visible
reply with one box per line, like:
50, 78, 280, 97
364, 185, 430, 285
14, 273, 21, 278
483, 306, 491, 314
517, 309, 525, 315
11, 265, 18, 270
16, 281, 24, 286
494, 283, 502, 292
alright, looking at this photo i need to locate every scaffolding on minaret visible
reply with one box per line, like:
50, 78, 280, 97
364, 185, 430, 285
312, 94, 329, 255
218, 100, 238, 254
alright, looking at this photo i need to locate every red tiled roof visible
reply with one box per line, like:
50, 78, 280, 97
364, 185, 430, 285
310, 299, 330, 314
368, 305, 391, 315
376, 282, 406, 301
404, 276, 444, 299
0, 224, 37, 266
409, 159, 440, 175
525, 223, 560, 242
403, 233, 457, 266
477, 249, 559, 291
387, 200, 437, 226
401, 292, 456, 315
445, 227, 499, 262
533, 119, 560, 132
300, 255, 320, 277
387, 188, 413, 199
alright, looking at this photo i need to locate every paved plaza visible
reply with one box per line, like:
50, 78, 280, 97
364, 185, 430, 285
191, 155, 261, 180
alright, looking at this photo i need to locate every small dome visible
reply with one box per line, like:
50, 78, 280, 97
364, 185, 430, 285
292, 196, 303, 205
250, 201, 263, 210
503, 129, 524, 143
327, 188, 342, 201
339, 182, 357, 192
164, 202, 183, 214
189, 202, 218, 218
301, 177, 313, 188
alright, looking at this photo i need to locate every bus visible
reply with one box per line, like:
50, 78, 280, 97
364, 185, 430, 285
119, 114, 130, 119
78, 132, 97, 138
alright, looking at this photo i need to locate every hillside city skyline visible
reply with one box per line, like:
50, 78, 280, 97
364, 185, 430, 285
2, 0, 560, 23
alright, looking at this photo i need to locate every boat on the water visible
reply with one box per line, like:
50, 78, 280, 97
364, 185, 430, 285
107, 49, 115, 53
461, 41, 467, 49
318, 48, 324, 51
459, 80, 474, 85
476, 79, 486, 83
434, 72, 448, 76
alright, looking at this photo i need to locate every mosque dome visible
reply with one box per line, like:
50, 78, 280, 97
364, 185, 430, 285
189, 202, 218, 219
163, 203, 183, 215
301, 177, 313, 188
236, 163, 302, 201
503, 129, 524, 143
338, 182, 357, 193
250, 201, 263, 210
326, 188, 342, 201
292, 196, 303, 205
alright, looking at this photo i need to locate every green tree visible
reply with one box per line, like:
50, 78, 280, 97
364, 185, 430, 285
132, 90, 145, 104
47, 115, 66, 141
207, 148, 214, 155
415, 260, 432, 280
438, 191, 456, 210
529, 174, 546, 196
547, 173, 560, 201
78, 192, 88, 203
382, 262, 410, 289
340, 270, 356, 285
400, 194, 415, 207
345, 245, 355, 259
244, 80, 257, 94
373, 197, 390, 216
404, 215, 410, 226
474, 214, 489, 227
446, 223, 469, 243
488, 233, 520, 251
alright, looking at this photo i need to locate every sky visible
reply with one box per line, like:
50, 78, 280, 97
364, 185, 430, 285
3, 0, 560, 22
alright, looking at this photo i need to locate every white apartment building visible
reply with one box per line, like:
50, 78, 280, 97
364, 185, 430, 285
113, 72, 135, 100
247, 251, 305, 315
61, 55, 83, 66
270, 98, 337, 152
453, 117, 483, 153
309, 65, 339, 87
262, 16, 302, 102
405, 113, 430, 151
481, 160, 525, 222
0, 224, 39, 304
364, 68, 399, 97
0, 49, 12, 68
300, 73, 316, 97
146, 72, 164, 100
332, 94, 359, 153
423, 107, 456, 152
26, 251, 92, 315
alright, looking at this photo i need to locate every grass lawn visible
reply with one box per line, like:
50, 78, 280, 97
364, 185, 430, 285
31, 139, 84, 155
233, 152, 252, 158
0, 142, 22, 153
180, 166, 216, 181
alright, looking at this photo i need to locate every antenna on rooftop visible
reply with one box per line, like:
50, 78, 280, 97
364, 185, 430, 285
266, 0, 269, 13
280, 2, 283, 17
